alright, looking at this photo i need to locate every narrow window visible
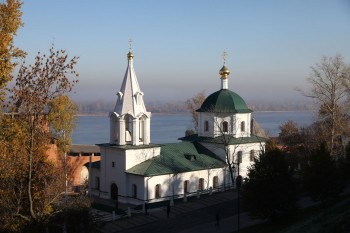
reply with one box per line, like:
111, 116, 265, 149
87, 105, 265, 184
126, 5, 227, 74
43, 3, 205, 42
198, 178, 204, 191
204, 121, 209, 132
155, 184, 161, 199
241, 121, 245, 132
95, 177, 100, 190
250, 150, 255, 162
213, 176, 219, 189
223, 121, 228, 133
132, 184, 137, 198
125, 115, 132, 142
125, 116, 132, 132
184, 180, 189, 193
112, 162, 115, 167
237, 151, 242, 163
139, 118, 144, 141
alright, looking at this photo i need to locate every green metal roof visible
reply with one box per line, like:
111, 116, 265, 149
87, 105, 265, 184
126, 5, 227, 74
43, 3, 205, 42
126, 141, 226, 176
179, 134, 268, 145
97, 143, 160, 150
197, 89, 252, 113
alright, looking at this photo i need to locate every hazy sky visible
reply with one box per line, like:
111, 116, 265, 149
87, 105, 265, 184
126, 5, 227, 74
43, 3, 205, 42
14, 0, 350, 104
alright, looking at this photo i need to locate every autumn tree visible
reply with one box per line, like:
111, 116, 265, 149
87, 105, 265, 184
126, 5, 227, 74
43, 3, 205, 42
279, 120, 302, 148
48, 95, 78, 196
300, 55, 350, 156
242, 149, 297, 221
0, 0, 25, 103
185, 91, 206, 131
0, 46, 79, 231
0, 116, 29, 232
264, 138, 278, 153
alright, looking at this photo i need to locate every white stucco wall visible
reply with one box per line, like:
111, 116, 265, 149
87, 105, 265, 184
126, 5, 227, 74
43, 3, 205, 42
228, 142, 264, 177
94, 137, 264, 203
125, 147, 161, 170
97, 146, 127, 199
198, 112, 252, 138
94, 145, 161, 200
122, 174, 145, 204
200, 141, 265, 178
144, 168, 229, 203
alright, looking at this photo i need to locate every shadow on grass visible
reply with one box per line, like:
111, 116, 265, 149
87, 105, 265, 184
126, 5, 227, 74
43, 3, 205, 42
235, 194, 350, 233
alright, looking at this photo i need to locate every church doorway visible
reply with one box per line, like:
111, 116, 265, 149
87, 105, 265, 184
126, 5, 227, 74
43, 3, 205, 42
111, 183, 118, 200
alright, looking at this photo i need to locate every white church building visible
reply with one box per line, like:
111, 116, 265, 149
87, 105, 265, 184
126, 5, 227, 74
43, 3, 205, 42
89, 47, 266, 205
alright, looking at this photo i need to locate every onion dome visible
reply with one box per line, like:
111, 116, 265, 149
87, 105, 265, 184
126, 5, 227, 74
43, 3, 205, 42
219, 65, 230, 78
197, 89, 252, 113
127, 51, 134, 60
197, 51, 252, 113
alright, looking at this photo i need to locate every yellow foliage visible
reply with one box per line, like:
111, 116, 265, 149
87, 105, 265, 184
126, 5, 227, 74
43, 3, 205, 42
0, 0, 25, 102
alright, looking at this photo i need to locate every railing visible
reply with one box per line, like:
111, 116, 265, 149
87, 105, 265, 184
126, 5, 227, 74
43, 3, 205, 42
91, 184, 236, 222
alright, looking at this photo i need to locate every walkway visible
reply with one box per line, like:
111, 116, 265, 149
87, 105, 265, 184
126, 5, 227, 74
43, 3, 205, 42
95, 190, 261, 233
95, 183, 350, 233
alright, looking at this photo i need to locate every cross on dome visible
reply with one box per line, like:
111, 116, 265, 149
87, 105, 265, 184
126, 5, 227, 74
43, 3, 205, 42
219, 50, 230, 79
127, 38, 134, 60
223, 50, 227, 65
129, 38, 132, 51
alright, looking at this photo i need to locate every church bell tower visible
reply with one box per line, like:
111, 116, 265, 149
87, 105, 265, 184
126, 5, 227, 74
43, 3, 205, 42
109, 41, 151, 146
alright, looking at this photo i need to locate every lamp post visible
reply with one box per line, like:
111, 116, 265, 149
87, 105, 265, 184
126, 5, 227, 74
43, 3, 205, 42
233, 161, 242, 233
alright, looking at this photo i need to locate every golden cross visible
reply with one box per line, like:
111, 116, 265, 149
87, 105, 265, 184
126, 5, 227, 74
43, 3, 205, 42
223, 50, 227, 65
129, 38, 132, 51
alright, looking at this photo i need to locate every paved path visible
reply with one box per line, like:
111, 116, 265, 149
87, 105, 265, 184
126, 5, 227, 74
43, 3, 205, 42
97, 190, 259, 233
96, 183, 350, 233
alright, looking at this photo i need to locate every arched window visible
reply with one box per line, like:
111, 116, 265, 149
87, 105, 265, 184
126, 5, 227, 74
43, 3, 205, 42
213, 176, 219, 189
155, 184, 161, 199
132, 184, 137, 198
184, 180, 189, 193
250, 150, 255, 162
204, 121, 209, 132
222, 121, 228, 133
237, 151, 243, 163
125, 115, 132, 132
111, 183, 118, 200
241, 121, 245, 132
95, 177, 100, 190
139, 117, 144, 142
198, 178, 204, 191
125, 115, 133, 142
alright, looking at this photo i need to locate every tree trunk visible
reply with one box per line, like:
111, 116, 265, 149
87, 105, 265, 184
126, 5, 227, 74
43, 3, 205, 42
28, 117, 36, 219
228, 162, 235, 186
330, 102, 335, 157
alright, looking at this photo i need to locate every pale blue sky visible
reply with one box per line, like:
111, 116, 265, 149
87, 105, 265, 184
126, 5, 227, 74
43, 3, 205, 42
14, 0, 350, 104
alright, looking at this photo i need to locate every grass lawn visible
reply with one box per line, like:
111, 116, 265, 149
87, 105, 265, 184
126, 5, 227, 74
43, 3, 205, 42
236, 194, 350, 233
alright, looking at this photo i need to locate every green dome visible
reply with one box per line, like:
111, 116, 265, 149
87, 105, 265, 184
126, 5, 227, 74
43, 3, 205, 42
197, 89, 252, 113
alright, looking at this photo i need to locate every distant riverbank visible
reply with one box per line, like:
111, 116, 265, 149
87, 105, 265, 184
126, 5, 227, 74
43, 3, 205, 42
76, 110, 313, 116
72, 111, 314, 145
75, 100, 312, 116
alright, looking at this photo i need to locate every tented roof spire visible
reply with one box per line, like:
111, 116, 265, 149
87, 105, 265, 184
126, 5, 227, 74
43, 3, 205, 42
114, 41, 147, 117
